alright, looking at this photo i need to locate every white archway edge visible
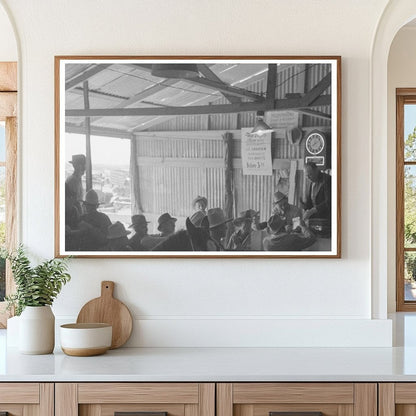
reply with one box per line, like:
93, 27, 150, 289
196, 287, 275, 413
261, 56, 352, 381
371, 0, 416, 319
0, 0, 19, 61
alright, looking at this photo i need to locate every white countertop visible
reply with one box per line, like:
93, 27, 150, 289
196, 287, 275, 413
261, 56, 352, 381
2, 345, 416, 382
3, 313, 416, 382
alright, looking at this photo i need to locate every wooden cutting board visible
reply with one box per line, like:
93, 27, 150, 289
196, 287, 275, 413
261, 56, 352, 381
76, 281, 133, 349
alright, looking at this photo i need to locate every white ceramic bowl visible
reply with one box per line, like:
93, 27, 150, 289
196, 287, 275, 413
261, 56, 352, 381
60, 323, 112, 356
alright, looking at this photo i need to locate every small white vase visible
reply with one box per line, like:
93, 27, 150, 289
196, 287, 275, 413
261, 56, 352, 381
19, 306, 55, 354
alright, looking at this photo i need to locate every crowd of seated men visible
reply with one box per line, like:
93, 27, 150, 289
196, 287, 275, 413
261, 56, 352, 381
65, 161, 331, 252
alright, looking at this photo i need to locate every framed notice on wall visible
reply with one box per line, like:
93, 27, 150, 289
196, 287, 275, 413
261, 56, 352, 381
241, 128, 273, 176
55, 56, 341, 258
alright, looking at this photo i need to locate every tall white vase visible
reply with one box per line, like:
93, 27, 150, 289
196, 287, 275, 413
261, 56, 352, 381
19, 306, 55, 354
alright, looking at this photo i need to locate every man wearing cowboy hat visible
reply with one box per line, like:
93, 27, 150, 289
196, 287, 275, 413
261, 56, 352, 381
201, 208, 232, 250
128, 214, 149, 251
263, 214, 316, 251
272, 191, 302, 232
65, 154, 86, 215
157, 212, 177, 237
106, 221, 132, 251
79, 189, 112, 251
227, 209, 258, 251
141, 212, 177, 250
301, 162, 331, 221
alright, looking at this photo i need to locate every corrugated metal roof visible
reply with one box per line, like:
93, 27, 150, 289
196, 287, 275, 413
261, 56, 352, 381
64, 61, 331, 136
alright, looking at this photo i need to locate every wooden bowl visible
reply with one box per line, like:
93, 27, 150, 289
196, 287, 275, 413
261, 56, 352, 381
60, 323, 112, 356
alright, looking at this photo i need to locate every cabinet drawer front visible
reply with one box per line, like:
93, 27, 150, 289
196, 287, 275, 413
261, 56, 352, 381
78, 383, 200, 404
0, 383, 39, 403
395, 383, 416, 403
80, 403, 185, 416
233, 384, 354, 404
237, 403, 341, 416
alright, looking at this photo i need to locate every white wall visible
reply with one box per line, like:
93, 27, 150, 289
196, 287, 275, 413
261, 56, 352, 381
0, 3, 16, 61
0, 0, 394, 347
387, 26, 416, 312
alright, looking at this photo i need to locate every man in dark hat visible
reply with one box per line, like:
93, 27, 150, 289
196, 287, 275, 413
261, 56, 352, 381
157, 212, 177, 237
141, 212, 177, 250
227, 209, 258, 251
263, 214, 316, 251
128, 214, 149, 251
65, 154, 86, 215
272, 191, 302, 232
79, 189, 112, 251
301, 162, 331, 221
202, 208, 232, 250
106, 221, 132, 251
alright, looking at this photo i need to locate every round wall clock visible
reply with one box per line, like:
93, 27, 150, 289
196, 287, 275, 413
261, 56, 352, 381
304, 130, 328, 168
305, 132, 325, 155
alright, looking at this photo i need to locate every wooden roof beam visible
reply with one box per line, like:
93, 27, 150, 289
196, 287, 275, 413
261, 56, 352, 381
91, 78, 178, 124
183, 76, 264, 101
301, 72, 331, 106
65, 123, 132, 139
131, 63, 264, 102
66, 95, 331, 117
197, 64, 242, 104
297, 108, 331, 120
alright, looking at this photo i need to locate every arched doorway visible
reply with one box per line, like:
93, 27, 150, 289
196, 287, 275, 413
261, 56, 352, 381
371, 1, 416, 318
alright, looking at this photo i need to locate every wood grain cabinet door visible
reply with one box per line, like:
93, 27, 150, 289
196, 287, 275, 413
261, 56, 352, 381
0, 383, 53, 416
55, 383, 215, 416
379, 383, 416, 416
217, 383, 377, 416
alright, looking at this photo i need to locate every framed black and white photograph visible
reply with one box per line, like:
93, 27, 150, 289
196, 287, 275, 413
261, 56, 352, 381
55, 56, 341, 258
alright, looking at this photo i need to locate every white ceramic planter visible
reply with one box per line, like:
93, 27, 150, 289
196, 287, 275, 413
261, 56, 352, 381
19, 306, 55, 354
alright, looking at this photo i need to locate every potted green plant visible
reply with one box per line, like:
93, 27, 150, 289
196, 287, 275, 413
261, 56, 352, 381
4, 245, 71, 354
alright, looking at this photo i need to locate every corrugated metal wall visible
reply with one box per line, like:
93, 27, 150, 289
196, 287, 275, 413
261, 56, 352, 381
133, 131, 306, 221
135, 132, 225, 217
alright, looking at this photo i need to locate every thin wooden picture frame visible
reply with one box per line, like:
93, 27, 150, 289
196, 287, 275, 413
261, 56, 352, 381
55, 56, 341, 258
396, 88, 416, 311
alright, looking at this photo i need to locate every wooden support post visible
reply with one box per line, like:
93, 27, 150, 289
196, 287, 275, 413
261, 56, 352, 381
130, 134, 143, 214
83, 81, 92, 192
288, 160, 298, 205
266, 64, 277, 103
223, 132, 234, 242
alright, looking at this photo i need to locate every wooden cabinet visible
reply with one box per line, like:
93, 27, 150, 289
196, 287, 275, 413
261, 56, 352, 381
55, 383, 215, 416
0, 380, 409, 416
217, 383, 377, 416
0, 383, 53, 415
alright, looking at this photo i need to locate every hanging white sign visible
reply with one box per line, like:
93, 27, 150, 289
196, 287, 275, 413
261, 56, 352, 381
241, 128, 273, 176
